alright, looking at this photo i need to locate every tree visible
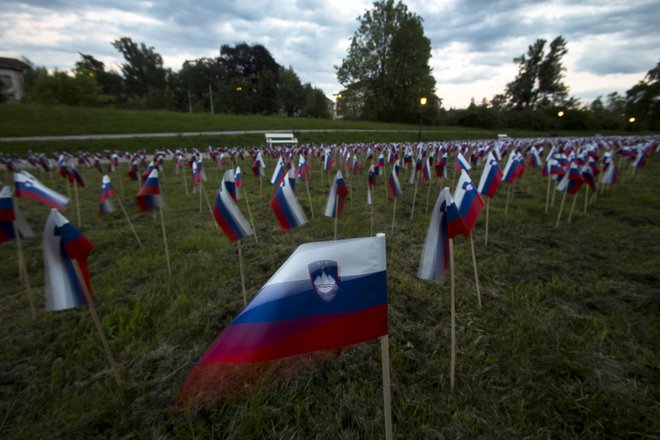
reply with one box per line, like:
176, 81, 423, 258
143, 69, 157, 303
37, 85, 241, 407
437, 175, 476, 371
505, 36, 570, 110
278, 66, 305, 116
111, 37, 167, 98
625, 61, 660, 130
74, 53, 124, 101
300, 84, 330, 118
336, 0, 437, 122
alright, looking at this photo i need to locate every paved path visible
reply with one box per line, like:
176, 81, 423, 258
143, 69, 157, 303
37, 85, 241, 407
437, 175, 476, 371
0, 128, 490, 142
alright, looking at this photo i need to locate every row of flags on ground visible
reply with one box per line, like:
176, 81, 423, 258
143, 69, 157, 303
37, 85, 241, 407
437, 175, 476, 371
1, 134, 657, 412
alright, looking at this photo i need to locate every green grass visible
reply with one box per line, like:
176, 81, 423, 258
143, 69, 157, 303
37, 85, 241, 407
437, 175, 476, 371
1, 149, 659, 439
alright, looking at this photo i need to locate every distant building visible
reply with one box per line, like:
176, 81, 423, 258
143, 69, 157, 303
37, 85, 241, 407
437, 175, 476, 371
0, 57, 29, 102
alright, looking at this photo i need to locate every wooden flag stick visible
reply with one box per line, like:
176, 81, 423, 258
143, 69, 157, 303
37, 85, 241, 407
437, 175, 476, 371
583, 186, 589, 214
116, 197, 143, 248
555, 190, 567, 227
425, 180, 433, 213
504, 184, 512, 216
198, 181, 203, 212
469, 232, 482, 310
305, 178, 315, 220
259, 175, 263, 199
159, 205, 172, 276
201, 184, 213, 217
380, 335, 393, 440
551, 180, 558, 207
333, 195, 339, 241
237, 240, 247, 305
13, 221, 36, 320
567, 192, 578, 223
390, 197, 397, 236
545, 175, 552, 213
118, 166, 125, 198
71, 260, 123, 386
73, 182, 81, 227
410, 173, 419, 221
182, 169, 189, 197
242, 187, 258, 243
484, 198, 490, 246
449, 238, 456, 392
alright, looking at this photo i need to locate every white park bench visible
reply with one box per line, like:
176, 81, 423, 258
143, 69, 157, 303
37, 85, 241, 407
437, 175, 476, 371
265, 132, 298, 148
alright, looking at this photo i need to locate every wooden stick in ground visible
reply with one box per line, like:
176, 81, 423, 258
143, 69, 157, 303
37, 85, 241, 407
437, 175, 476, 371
182, 169, 189, 197
469, 232, 482, 310
425, 179, 433, 213
241, 186, 258, 243
198, 181, 203, 212
410, 172, 419, 221
159, 205, 172, 276
484, 197, 490, 246
73, 182, 81, 227
380, 335, 393, 440
13, 221, 36, 320
201, 184, 214, 218
71, 259, 123, 386
333, 195, 339, 241
305, 178, 314, 220
545, 175, 552, 213
504, 184, 512, 216
584, 186, 589, 214
555, 190, 567, 227
118, 167, 125, 198
551, 180, 558, 207
449, 238, 456, 392
116, 197, 143, 247
567, 192, 578, 223
237, 239, 247, 305
390, 197, 397, 237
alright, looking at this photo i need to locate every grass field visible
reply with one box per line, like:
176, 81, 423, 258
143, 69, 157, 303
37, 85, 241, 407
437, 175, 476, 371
0, 147, 659, 439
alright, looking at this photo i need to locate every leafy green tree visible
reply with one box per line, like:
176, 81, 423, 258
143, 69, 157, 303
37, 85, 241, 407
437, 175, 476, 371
278, 66, 305, 116
29, 69, 106, 106
336, 0, 437, 122
506, 36, 570, 110
301, 84, 330, 118
74, 53, 124, 102
625, 61, 660, 130
111, 37, 167, 98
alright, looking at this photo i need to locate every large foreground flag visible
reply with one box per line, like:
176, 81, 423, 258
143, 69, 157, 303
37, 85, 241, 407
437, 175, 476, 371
453, 170, 484, 236
324, 170, 349, 218
418, 188, 465, 282
270, 174, 308, 231
213, 169, 253, 242
13, 171, 69, 211
178, 235, 387, 409
43, 209, 95, 311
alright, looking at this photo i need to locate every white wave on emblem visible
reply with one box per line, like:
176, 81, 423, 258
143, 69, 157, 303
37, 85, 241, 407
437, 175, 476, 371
313, 272, 339, 301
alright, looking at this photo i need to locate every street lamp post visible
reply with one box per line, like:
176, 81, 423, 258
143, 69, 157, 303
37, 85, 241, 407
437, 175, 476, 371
418, 97, 428, 142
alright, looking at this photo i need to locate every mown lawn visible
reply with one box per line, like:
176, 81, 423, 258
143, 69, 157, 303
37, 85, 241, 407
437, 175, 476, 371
0, 146, 659, 439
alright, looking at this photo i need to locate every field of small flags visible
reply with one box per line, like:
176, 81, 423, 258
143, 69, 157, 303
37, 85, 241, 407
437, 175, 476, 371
1, 135, 659, 439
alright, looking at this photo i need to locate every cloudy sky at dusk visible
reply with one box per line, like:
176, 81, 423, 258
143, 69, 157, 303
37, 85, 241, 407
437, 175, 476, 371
1, 0, 658, 109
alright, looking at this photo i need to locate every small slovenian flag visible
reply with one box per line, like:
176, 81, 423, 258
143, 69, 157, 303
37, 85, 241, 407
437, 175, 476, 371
0, 185, 16, 243
388, 167, 402, 198
136, 169, 162, 212
435, 153, 448, 177
177, 235, 387, 409
296, 154, 310, 180
418, 187, 465, 281
502, 153, 518, 184
270, 157, 287, 186
633, 150, 647, 169
99, 175, 116, 215
192, 161, 202, 193
43, 209, 95, 311
324, 170, 349, 219
455, 152, 471, 172
213, 170, 253, 242
13, 171, 69, 211
234, 166, 243, 199
252, 152, 266, 177
453, 170, 484, 236
270, 171, 308, 231
352, 155, 360, 175
557, 162, 584, 194
477, 152, 503, 199
600, 159, 618, 185
128, 160, 139, 181
422, 156, 433, 182
528, 146, 543, 168
323, 149, 333, 172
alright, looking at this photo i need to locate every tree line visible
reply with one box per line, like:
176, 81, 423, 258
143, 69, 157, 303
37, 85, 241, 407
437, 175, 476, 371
15, 39, 330, 118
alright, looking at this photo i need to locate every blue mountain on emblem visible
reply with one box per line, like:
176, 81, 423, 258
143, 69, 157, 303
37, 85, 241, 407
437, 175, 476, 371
308, 260, 340, 302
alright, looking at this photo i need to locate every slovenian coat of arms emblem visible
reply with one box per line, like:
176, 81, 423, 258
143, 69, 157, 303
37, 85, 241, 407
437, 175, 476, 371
308, 260, 340, 301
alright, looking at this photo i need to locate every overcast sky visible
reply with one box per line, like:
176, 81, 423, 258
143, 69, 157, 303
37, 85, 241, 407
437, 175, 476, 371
1, 0, 658, 109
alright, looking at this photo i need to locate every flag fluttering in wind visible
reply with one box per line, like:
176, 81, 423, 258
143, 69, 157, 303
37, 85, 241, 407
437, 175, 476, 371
0, 185, 33, 243
453, 170, 484, 236
252, 151, 266, 177
213, 169, 253, 242
324, 170, 349, 218
191, 161, 202, 193
557, 162, 584, 194
177, 235, 387, 409
135, 169, 162, 212
13, 171, 69, 211
418, 188, 464, 282
388, 167, 402, 198
234, 166, 243, 199
270, 172, 308, 231
270, 157, 287, 186
99, 175, 116, 215
43, 209, 95, 311
455, 152, 471, 172
477, 152, 503, 198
